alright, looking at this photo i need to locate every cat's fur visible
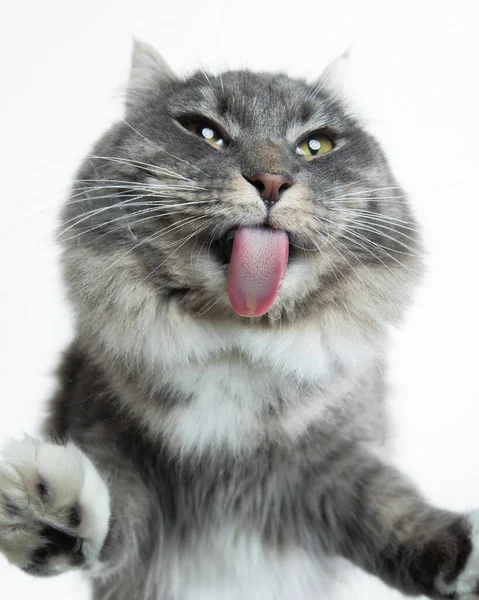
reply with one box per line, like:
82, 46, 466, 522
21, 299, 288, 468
1, 41, 478, 599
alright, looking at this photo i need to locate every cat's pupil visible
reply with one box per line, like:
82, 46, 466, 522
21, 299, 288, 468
309, 139, 321, 154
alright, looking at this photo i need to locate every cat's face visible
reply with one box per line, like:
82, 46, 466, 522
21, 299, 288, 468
61, 43, 421, 327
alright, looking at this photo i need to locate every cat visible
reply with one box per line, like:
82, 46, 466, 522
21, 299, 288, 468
0, 40, 477, 600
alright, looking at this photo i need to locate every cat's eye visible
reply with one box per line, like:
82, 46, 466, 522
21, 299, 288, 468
296, 133, 334, 160
181, 119, 226, 149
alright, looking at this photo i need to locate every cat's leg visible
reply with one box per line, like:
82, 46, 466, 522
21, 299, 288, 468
303, 445, 479, 599
0, 436, 152, 582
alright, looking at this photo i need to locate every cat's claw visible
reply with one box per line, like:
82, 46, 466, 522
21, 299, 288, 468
0, 437, 110, 576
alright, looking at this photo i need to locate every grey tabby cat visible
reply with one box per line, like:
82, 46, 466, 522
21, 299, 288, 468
0, 41, 477, 600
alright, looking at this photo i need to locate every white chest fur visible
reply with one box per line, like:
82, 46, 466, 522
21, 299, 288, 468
159, 357, 336, 456
144, 309, 337, 380
162, 358, 278, 454
134, 306, 382, 456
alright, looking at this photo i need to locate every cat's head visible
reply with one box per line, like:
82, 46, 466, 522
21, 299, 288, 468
60, 41, 421, 335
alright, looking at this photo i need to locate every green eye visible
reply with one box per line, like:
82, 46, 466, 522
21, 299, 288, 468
188, 121, 225, 148
296, 133, 334, 159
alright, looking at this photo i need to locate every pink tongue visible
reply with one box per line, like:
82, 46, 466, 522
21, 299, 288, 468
228, 227, 289, 317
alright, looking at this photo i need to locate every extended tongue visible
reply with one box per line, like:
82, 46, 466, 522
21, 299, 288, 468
228, 227, 289, 317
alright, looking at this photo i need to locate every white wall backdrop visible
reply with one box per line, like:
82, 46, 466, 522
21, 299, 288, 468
0, 0, 478, 598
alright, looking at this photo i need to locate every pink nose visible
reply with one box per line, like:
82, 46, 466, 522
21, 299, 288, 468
247, 173, 293, 206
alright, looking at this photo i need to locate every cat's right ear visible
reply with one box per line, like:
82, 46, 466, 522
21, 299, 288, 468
126, 39, 176, 107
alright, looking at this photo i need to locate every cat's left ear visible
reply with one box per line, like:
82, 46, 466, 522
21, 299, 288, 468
316, 48, 368, 122
126, 39, 176, 104
317, 49, 353, 104
318, 48, 351, 99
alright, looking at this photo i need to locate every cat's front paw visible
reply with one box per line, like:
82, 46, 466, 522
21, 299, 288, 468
0, 437, 110, 576
436, 511, 479, 598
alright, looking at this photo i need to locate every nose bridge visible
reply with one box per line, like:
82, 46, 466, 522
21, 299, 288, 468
241, 138, 292, 179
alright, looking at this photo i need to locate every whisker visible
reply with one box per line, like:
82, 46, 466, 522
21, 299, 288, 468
68, 183, 205, 205
314, 216, 405, 300
73, 178, 204, 192
85, 154, 192, 181
195, 234, 215, 269
194, 293, 227, 318
338, 225, 417, 275
324, 185, 405, 198
348, 221, 420, 254
320, 179, 370, 195
66, 186, 184, 208
323, 230, 377, 288
143, 220, 211, 281
58, 194, 154, 239
121, 120, 208, 176
329, 235, 397, 304
59, 206, 167, 243
329, 207, 419, 230
75, 215, 210, 296
60, 202, 212, 244
318, 233, 378, 298
302, 226, 346, 292
324, 195, 409, 204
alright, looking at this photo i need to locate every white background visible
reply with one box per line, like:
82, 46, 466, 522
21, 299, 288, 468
1, 0, 478, 598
